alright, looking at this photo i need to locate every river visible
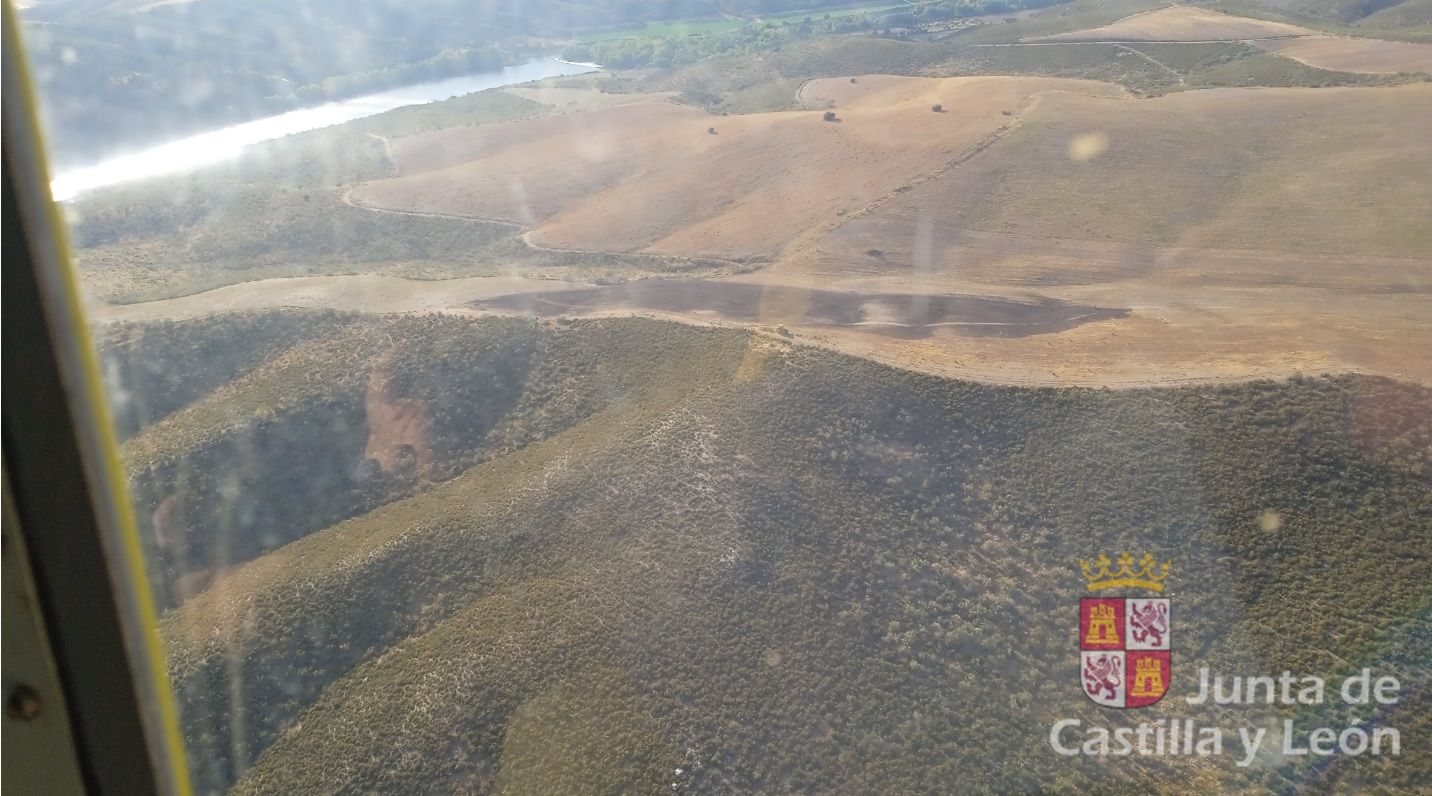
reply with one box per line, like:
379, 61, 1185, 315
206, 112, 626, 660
49, 58, 598, 202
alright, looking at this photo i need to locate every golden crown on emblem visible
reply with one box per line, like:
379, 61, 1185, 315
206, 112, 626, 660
1079, 552, 1171, 592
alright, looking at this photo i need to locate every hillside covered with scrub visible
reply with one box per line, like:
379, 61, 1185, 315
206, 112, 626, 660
99, 310, 1432, 794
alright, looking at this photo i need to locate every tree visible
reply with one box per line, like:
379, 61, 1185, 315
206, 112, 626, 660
823, 111, 837, 122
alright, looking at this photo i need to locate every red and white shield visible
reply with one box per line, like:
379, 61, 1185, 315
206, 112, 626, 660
1079, 597, 1170, 708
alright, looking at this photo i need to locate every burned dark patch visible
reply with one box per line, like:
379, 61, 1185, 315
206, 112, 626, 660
474, 279, 1126, 338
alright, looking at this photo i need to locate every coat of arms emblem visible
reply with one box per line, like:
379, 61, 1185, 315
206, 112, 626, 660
1078, 553, 1171, 708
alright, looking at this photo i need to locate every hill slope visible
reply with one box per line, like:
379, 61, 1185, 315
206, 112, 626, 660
98, 311, 1432, 793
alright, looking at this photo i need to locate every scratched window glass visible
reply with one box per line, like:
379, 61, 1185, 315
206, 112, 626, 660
16, 0, 1431, 791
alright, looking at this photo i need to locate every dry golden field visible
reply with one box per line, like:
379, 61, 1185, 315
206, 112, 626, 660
145, 72, 1432, 388
1031, 6, 1315, 41
1255, 36, 1432, 74
351, 76, 1120, 259
766, 82, 1432, 385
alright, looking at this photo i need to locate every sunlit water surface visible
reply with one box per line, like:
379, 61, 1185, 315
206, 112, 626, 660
50, 58, 596, 201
